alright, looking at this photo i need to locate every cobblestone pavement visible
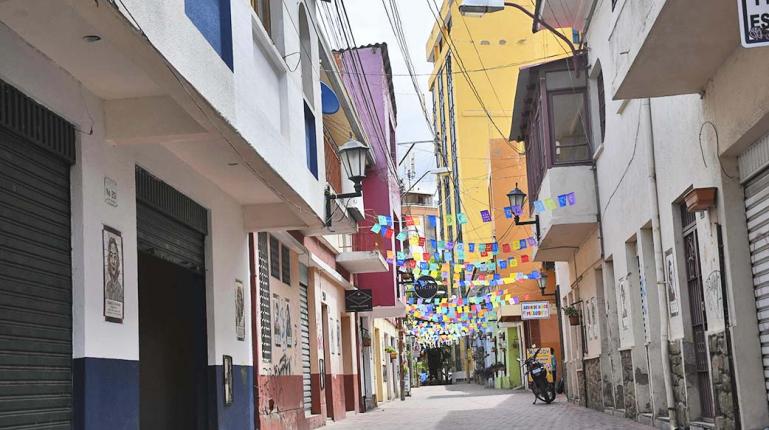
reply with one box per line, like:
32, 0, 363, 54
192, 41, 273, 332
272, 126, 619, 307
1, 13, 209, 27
326, 384, 650, 430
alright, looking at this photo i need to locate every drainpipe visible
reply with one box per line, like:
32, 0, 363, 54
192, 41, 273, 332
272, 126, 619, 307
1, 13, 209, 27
643, 98, 678, 429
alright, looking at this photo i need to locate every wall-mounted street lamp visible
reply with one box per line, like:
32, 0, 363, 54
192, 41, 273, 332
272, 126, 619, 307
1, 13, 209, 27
325, 137, 369, 227
538, 271, 555, 297
507, 183, 540, 240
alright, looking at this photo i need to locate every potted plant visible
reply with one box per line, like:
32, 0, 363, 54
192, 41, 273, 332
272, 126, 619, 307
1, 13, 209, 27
385, 346, 398, 360
361, 333, 372, 347
563, 305, 581, 326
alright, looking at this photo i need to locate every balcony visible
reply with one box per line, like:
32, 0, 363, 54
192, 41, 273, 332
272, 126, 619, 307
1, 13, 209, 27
336, 230, 388, 274
533, 166, 598, 261
608, 0, 739, 99
511, 55, 598, 262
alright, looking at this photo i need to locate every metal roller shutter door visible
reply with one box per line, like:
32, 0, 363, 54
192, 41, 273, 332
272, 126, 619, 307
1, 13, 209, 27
0, 129, 73, 429
300, 283, 312, 412
745, 167, 769, 400
135, 167, 207, 274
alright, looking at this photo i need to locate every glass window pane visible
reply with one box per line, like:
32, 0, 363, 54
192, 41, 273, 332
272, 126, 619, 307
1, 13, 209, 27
551, 92, 590, 164
545, 70, 587, 91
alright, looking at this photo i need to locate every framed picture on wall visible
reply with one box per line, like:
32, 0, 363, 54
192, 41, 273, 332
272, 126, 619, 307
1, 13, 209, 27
103, 226, 124, 323
223, 355, 233, 406
665, 249, 681, 317
235, 280, 245, 341
319, 359, 325, 389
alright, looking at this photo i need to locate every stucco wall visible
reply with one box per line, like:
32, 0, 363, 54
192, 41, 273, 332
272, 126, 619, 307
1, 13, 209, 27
583, 0, 769, 426
107, 0, 327, 218
0, 20, 252, 367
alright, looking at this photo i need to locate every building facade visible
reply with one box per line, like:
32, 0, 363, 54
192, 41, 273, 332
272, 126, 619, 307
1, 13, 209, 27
509, 0, 769, 428
424, 0, 567, 382
0, 1, 396, 429
336, 43, 405, 410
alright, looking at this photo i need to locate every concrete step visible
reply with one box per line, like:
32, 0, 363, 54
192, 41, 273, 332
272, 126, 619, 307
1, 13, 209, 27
690, 420, 715, 430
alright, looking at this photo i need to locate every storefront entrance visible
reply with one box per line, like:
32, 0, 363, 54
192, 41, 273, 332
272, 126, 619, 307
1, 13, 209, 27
135, 167, 210, 429
0, 80, 75, 429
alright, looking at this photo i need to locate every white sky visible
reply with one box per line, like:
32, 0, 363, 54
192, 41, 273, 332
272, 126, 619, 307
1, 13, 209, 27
342, 0, 439, 194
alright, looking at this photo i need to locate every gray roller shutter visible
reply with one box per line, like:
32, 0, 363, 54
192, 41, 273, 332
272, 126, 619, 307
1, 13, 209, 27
300, 280, 312, 412
135, 167, 207, 274
0, 77, 75, 429
745, 167, 769, 400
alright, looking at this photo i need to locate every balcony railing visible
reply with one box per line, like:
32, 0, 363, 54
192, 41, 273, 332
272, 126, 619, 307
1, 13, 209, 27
351, 229, 388, 258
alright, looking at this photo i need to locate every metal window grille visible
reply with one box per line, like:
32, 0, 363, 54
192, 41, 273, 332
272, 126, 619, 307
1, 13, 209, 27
269, 235, 280, 279
281, 244, 291, 285
259, 233, 272, 361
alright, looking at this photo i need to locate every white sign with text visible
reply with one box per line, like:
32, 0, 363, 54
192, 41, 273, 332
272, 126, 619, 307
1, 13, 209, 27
739, 0, 769, 48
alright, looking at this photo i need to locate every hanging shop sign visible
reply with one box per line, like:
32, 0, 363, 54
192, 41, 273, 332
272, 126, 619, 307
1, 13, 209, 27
521, 301, 551, 320
739, 0, 769, 48
345, 289, 373, 312
414, 275, 439, 299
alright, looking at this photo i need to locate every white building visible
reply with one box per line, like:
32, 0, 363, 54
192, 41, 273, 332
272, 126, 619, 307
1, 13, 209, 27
0, 0, 367, 428
508, 0, 769, 428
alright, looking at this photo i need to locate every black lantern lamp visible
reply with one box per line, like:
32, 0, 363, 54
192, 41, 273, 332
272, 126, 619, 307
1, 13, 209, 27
507, 183, 540, 240
538, 270, 557, 297
326, 138, 369, 227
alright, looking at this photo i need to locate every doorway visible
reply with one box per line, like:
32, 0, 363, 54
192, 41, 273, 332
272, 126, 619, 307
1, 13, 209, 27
138, 252, 209, 429
321, 304, 333, 419
681, 205, 715, 419
135, 167, 210, 429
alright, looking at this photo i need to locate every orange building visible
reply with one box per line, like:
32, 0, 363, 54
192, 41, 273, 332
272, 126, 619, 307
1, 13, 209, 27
489, 138, 562, 389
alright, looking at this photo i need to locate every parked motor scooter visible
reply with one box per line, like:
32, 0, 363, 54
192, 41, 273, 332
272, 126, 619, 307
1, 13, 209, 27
518, 347, 556, 404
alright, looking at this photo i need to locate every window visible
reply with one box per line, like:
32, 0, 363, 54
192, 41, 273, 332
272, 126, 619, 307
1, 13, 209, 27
597, 70, 606, 143
269, 235, 281, 279
305, 102, 318, 178
269, 234, 292, 285
184, 0, 233, 70
251, 0, 271, 35
298, 4, 314, 103
281, 244, 291, 284
549, 90, 591, 164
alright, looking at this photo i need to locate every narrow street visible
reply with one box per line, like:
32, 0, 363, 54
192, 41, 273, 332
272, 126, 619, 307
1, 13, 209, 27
327, 384, 649, 430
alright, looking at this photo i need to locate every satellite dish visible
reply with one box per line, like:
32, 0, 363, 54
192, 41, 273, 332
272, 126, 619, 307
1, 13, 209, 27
321, 82, 340, 115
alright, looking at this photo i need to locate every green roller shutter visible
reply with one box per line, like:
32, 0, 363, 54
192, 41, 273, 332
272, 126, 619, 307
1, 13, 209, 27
0, 78, 75, 429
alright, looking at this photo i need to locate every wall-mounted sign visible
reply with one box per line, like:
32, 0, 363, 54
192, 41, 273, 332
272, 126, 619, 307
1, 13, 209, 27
104, 177, 118, 207
235, 280, 245, 341
103, 226, 124, 323
345, 289, 373, 312
521, 301, 550, 320
223, 355, 233, 406
414, 276, 438, 299
738, 0, 769, 48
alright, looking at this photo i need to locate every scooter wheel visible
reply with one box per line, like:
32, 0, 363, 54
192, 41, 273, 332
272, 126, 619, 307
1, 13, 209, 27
543, 388, 556, 404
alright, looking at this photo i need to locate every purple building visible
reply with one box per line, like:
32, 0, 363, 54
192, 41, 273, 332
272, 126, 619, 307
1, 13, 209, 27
336, 44, 402, 308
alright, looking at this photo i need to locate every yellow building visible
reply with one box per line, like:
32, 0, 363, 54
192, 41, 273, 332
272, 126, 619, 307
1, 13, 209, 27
425, 0, 569, 377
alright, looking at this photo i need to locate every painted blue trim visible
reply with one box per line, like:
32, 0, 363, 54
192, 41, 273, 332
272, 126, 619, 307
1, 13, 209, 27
304, 103, 319, 179
73, 357, 140, 430
213, 364, 255, 430
184, 0, 234, 70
